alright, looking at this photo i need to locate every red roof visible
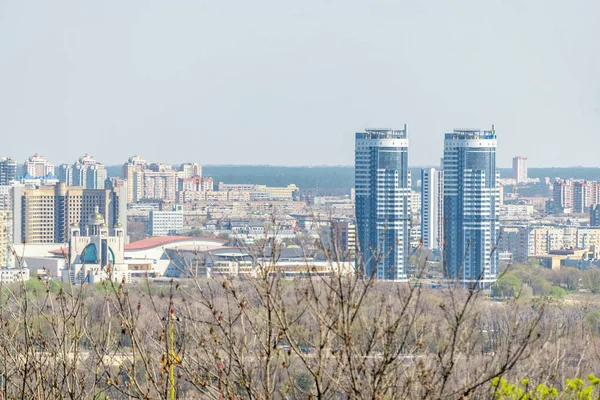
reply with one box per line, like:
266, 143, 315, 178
124, 236, 226, 251
48, 247, 68, 256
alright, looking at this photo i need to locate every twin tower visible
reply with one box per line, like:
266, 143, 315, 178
354, 126, 499, 284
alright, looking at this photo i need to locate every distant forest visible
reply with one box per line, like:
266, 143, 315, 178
106, 165, 600, 192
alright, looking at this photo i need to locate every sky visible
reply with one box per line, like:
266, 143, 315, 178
0, 1, 598, 168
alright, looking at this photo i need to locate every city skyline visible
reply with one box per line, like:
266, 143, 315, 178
1, 1, 599, 167
0, 150, 587, 170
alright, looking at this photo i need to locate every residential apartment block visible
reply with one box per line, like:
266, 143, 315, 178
512, 156, 528, 184
0, 210, 12, 266
24, 154, 54, 178
355, 127, 411, 280
421, 168, 443, 249
320, 220, 356, 261
58, 154, 107, 189
443, 127, 499, 284
0, 158, 17, 185
122, 155, 147, 203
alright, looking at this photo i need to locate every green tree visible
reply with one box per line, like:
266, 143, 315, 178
582, 268, 600, 294
584, 309, 600, 335
492, 273, 521, 298
544, 267, 582, 291
549, 286, 566, 298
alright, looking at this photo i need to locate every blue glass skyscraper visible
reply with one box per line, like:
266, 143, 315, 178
355, 127, 410, 280
443, 127, 499, 285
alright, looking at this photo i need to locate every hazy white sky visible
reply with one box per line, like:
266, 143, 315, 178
0, 1, 598, 167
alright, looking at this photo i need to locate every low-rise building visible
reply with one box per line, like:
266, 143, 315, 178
148, 205, 184, 236
0, 268, 29, 284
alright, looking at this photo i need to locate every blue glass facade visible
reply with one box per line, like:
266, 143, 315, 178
443, 129, 499, 284
355, 128, 410, 280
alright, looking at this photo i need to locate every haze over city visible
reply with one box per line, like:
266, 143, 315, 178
1, 0, 598, 167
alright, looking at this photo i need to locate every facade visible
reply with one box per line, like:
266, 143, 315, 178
355, 127, 410, 280
512, 156, 528, 184
12, 183, 127, 244
0, 210, 12, 266
420, 168, 444, 249
143, 170, 178, 202
573, 181, 592, 214
591, 204, 600, 227
85, 164, 107, 190
443, 127, 499, 285
498, 204, 535, 219
179, 163, 203, 179
58, 164, 74, 186
73, 155, 107, 189
0, 158, 17, 185
0, 185, 12, 211
320, 220, 356, 261
552, 180, 573, 213
63, 210, 129, 284
410, 190, 421, 216
217, 183, 299, 200
149, 205, 184, 236
498, 226, 528, 263
59, 155, 107, 189
122, 155, 147, 203
179, 176, 214, 192
520, 226, 600, 263
24, 154, 54, 178
0, 268, 29, 284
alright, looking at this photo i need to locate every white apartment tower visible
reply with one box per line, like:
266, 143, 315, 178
512, 156, 528, 184
122, 155, 147, 204
73, 154, 107, 189
24, 154, 54, 178
420, 168, 443, 249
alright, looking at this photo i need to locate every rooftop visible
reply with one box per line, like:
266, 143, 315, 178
124, 236, 227, 251
356, 126, 407, 140
445, 126, 496, 140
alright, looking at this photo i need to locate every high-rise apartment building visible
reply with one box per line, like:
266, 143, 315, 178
58, 164, 74, 186
24, 154, 54, 178
512, 156, 528, 184
179, 163, 203, 179
320, 220, 356, 261
591, 204, 600, 227
143, 170, 178, 202
0, 210, 12, 266
421, 168, 444, 249
0, 186, 12, 211
0, 158, 17, 185
72, 154, 107, 189
12, 183, 127, 244
573, 181, 592, 214
552, 180, 573, 213
122, 155, 147, 204
148, 163, 172, 172
443, 127, 499, 284
179, 176, 214, 192
355, 127, 410, 280
85, 164, 107, 190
